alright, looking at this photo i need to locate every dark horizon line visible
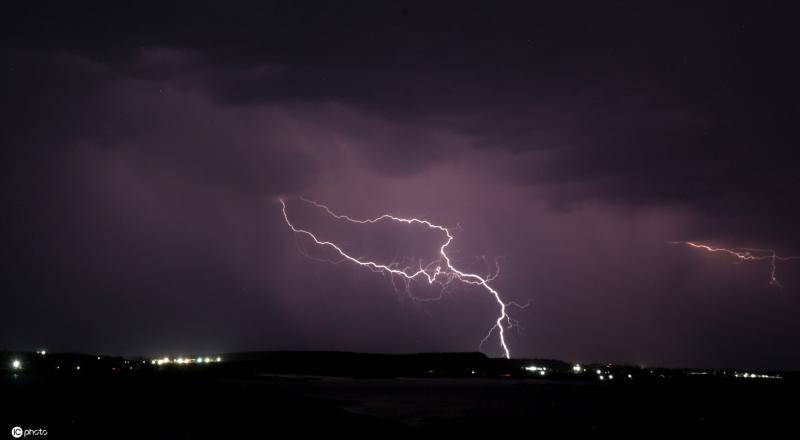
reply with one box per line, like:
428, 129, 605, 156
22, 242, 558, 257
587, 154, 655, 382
2, 348, 796, 373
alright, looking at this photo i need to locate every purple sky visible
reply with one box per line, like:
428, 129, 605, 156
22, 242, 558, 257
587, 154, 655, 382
2, 2, 800, 368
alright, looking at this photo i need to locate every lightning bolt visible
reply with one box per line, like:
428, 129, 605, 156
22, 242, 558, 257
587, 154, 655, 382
280, 197, 528, 359
673, 241, 800, 288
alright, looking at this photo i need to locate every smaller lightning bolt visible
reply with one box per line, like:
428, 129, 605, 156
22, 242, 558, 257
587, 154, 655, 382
672, 241, 800, 288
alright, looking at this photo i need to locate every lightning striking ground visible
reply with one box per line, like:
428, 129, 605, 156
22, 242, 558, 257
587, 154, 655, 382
280, 197, 527, 359
673, 241, 800, 288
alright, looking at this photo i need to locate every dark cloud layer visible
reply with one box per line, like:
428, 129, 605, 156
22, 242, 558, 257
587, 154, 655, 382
2, 2, 799, 367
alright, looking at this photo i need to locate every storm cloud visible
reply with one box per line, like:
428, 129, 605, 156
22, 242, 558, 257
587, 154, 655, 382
2, 1, 799, 368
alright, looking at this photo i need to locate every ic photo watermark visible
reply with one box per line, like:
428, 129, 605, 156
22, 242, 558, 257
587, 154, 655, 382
10, 427, 47, 439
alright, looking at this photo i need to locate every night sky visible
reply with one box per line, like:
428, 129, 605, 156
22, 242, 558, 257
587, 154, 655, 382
2, 2, 799, 368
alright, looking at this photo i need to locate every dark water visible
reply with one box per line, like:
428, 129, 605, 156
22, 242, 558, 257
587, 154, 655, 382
3, 373, 797, 439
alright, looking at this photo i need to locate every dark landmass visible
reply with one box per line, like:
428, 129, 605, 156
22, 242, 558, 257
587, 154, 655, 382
2, 350, 797, 438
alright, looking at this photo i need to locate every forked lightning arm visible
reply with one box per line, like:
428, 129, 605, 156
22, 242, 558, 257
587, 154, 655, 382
673, 241, 800, 288
280, 197, 525, 358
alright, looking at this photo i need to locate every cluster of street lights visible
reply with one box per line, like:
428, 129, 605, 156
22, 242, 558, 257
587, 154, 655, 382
524, 365, 548, 376
152, 356, 222, 366
734, 372, 781, 379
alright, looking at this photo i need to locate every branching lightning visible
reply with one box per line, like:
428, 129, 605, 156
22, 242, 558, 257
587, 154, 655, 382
673, 241, 800, 288
280, 197, 528, 358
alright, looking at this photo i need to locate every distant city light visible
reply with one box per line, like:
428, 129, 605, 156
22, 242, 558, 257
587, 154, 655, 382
38, 350, 47, 355
599, 375, 605, 380
151, 355, 221, 366
608, 374, 614, 380
524, 366, 546, 372
539, 370, 546, 376
573, 364, 582, 373
12, 360, 21, 369
596, 369, 602, 375
627, 374, 633, 379
734, 372, 781, 379
76, 365, 81, 370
